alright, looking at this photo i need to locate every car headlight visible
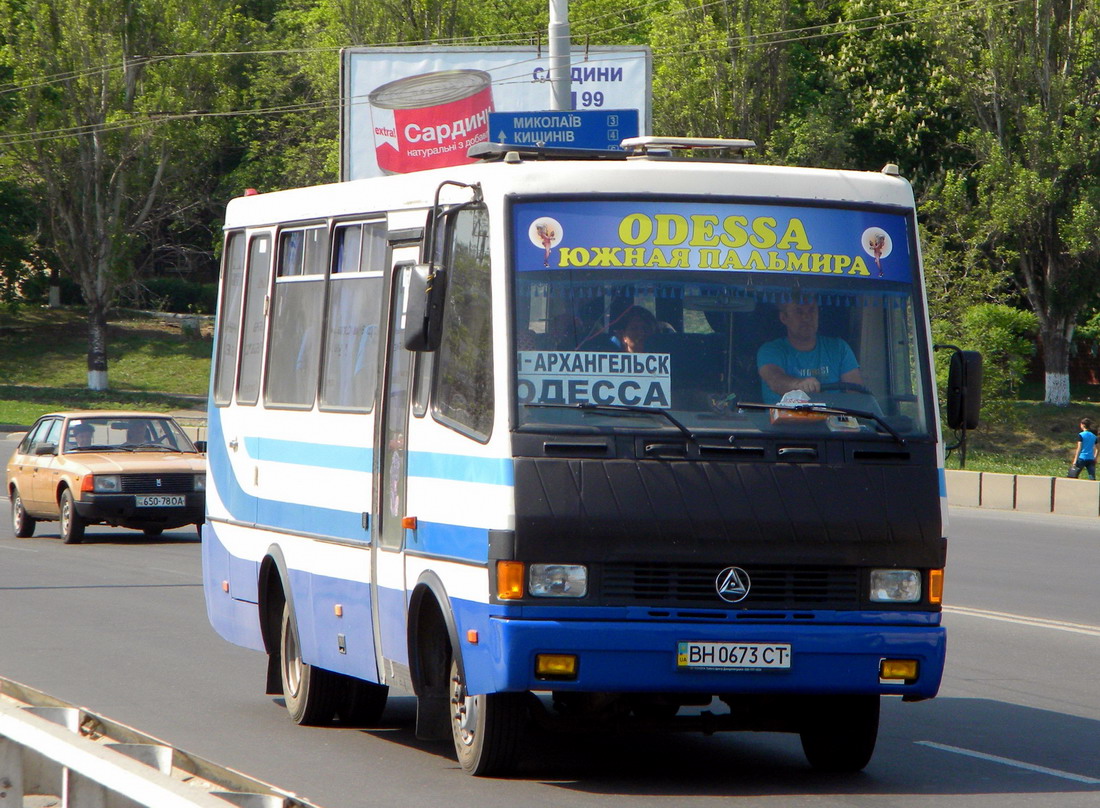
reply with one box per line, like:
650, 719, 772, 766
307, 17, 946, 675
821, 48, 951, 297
194, 474, 206, 492
870, 569, 922, 603
92, 475, 121, 493
529, 564, 587, 598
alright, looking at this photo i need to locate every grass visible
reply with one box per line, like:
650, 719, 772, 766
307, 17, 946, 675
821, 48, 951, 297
0, 307, 210, 425
0, 308, 1095, 480
946, 399, 1100, 477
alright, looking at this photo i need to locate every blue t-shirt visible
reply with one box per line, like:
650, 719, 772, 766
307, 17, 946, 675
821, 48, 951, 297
1078, 430, 1097, 461
757, 336, 859, 404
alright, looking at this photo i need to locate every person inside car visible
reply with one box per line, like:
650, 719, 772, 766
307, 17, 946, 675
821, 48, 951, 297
69, 423, 94, 448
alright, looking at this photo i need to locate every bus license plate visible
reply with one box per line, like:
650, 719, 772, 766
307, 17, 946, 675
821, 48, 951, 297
677, 642, 791, 670
136, 495, 186, 508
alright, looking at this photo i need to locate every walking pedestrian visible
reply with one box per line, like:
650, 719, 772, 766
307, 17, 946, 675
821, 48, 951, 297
1069, 417, 1097, 480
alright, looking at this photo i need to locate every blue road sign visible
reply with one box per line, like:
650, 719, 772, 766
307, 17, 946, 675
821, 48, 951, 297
488, 109, 640, 151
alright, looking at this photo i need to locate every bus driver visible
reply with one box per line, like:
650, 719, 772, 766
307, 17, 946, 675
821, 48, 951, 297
757, 300, 863, 404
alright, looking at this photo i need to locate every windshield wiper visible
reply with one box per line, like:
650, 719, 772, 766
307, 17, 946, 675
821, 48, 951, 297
737, 401, 906, 447
525, 402, 697, 442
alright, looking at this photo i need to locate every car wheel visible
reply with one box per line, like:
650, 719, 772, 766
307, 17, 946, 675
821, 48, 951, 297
59, 489, 86, 545
10, 488, 36, 538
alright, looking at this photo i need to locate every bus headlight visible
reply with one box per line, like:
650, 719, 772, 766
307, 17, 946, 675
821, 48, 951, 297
870, 569, 921, 603
92, 475, 121, 493
529, 564, 587, 598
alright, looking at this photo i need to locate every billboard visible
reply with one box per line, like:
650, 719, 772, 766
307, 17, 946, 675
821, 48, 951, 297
340, 46, 652, 181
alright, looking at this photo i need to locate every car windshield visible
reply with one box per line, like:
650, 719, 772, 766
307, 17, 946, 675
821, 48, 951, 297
64, 418, 197, 453
511, 199, 933, 439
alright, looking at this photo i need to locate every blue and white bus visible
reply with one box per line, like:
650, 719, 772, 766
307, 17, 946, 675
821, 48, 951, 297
203, 137, 979, 775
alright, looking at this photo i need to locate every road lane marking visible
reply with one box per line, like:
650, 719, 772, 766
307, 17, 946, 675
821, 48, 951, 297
943, 605, 1100, 637
917, 741, 1100, 785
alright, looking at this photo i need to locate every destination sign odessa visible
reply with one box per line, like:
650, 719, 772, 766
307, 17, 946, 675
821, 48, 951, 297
489, 109, 640, 151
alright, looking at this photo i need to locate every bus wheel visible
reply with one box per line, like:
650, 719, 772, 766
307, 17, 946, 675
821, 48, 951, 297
799, 694, 879, 773
10, 488, 36, 538
449, 657, 526, 776
59, 489, 86, 544
280, 601, 338, 725
335, 673, 388, 727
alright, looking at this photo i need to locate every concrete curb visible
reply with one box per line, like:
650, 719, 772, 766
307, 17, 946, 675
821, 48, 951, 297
946, 469, 1100, 517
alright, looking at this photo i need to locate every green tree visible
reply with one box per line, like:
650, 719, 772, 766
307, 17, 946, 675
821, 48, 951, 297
0, 181, 36, 306
0, 0, 250, 389
935, 0, 1100, 406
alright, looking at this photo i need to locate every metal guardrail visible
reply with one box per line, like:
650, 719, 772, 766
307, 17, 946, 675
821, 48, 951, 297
0, 677, 324, 808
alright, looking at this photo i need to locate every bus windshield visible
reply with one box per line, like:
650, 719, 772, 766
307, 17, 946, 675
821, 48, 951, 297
511, 199, 932, 438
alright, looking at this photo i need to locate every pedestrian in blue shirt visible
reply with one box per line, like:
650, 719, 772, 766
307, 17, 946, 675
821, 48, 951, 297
1070, 417, 1097, 480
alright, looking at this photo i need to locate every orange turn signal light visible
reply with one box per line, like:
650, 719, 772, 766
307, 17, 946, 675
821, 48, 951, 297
497, 561, 524, 599
928, 569, 944, 604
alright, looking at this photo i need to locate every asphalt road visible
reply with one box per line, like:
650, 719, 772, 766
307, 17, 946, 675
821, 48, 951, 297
2, 434, 1098, 807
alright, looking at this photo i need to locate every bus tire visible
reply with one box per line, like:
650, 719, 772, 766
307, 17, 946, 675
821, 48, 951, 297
335, 674, 388, 727
799, 694, 879, 773
280, 601, 339, 725
59, 489, 86, 544
449, 656, 527, 776
11, 488, 36, 538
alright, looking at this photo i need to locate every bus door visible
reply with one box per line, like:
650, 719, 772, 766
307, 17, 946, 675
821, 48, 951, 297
371, 255, 416, 682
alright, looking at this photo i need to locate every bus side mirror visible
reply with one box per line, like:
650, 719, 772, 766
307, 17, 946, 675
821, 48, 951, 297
405, 263, 447, 352
946, 349, 982, 430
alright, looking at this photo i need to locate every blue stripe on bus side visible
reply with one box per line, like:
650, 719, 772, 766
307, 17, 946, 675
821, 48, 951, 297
208, 410, 502, 556
240, 434, 514, 487
245, 436, 373, 471
406, 520, 491, 564
407, 452, 515, 486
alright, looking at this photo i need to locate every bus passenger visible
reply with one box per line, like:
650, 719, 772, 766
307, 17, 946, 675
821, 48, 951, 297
611, 305, 658, 353
757, 300, 863, 403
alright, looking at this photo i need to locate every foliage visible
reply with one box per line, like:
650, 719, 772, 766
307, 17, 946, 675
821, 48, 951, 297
932, 0, 1100, 406
0, 181, 36, 306
0, 0, 252, 387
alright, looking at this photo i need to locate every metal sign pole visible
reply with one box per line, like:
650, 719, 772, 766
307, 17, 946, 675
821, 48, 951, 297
548, 0, 571, 110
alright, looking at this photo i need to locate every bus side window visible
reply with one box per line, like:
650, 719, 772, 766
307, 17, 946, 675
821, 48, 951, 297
320, 221, 385, 412
237, 235, 272, 406
432, 207, 493, 441
213, 232, 246, 407
266, 226, 327, 409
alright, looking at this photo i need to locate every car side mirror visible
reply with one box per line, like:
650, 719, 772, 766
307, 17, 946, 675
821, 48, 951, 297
194, 440, 207, 454
34, 443, 58, 456
404, 263, 447, 352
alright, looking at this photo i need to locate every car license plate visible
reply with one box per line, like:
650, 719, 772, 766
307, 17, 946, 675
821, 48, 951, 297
135, 495, 186, 508
677, 642, 791, 670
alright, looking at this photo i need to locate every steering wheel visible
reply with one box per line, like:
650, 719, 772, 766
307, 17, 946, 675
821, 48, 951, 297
820, 381, 872, 395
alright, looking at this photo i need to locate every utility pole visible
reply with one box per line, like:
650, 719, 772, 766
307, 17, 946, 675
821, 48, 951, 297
548, 0, 570, 110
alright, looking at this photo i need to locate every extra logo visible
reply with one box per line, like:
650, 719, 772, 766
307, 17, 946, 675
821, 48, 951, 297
715, 566, 751, 603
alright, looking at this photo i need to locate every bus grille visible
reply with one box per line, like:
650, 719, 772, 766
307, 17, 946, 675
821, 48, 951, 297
119, 474, 196, 493
601, 563, 860, 609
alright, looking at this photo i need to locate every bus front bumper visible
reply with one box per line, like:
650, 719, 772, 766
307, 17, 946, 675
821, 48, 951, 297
468, 615, 945, 700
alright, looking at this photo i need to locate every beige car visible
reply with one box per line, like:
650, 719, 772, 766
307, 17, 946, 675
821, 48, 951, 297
7, 411, 206, 544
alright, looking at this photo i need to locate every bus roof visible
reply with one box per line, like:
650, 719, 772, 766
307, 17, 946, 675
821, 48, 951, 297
223, 152, 915, 231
